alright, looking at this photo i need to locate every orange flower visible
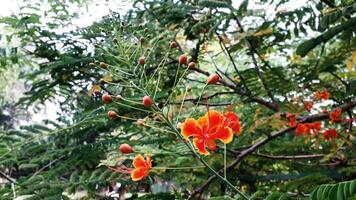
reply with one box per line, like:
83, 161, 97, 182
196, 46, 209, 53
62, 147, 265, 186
309, 122, 321, 137
131, 154, 152, 181
303, 101, 313, 112
322, 91, 330, 100
295, 123, 310, 136
314, 91, 322, 100
322, 129, 338, 141
314, 91, 330, 100
287, 113, 297, 127
295, 122, 321, 137
181, 110, 236, 155
330, 108, 342, 124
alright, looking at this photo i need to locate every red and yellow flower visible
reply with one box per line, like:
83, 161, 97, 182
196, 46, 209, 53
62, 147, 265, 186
131, 154, 152, 181
108, 154, 152, 182
181, 110, 240, 155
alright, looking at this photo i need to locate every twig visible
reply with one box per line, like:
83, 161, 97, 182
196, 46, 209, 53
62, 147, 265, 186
329, 71, 348, 87
253, 153, 325, 160
207, 51, 236, 84
183, 91, 235, 103
29, 155, 66, 180
173, 101, 232, 107
232, 16, 278, 109
0, 171, 17, 185
216, 33, 250, 91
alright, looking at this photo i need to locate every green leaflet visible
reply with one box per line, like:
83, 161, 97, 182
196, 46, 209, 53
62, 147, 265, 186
310, 179, 356, 200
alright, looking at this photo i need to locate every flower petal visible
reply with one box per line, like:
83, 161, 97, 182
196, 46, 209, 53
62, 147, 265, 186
181, 118, 202, 139
131, 168, 149, 181
193, 138, 209, 155
213, 127, 233, 144
205, 139, 217, 151
224, 112, 241, 135
206, 110, 225, 128
133, 154, 147, 169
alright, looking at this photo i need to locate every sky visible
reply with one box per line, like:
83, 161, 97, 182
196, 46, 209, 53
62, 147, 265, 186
0, 0, 131, 27
0, 0, 132, 126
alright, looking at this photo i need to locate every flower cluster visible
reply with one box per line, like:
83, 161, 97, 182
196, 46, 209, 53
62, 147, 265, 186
180, 110, 240, 155
287, 113, 297, 127
295, 122, 321, 137
314, 91, 330, 100
322, 129, 338, 140
303, 101, 313, 112
330, 108, 342, 124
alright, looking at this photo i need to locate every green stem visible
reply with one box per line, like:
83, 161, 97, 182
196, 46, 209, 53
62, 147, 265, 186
175, 90, 188, 125
224, 144, 227, 179
189, 84, 208, 118
113, 101, 152, 113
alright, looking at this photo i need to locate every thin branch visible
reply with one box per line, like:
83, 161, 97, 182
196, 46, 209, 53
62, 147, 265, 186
231, 15, 278, 109
190, 101, 356, 197
313, 43, 325, 71
183, 91, 235, 102
173, 101, 232, 107
216, 33, 249, 91
207, 51, 236, 84
191, 67, 279, 111
320, 0, 336, 8
0, 171, 17, 185
253, 153, 324, 160
29, 155, 66, 180
329, 71, 348, 87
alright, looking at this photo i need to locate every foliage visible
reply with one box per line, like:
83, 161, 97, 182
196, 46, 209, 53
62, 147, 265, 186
310, 179, 356, 200
0, 0, 355, 199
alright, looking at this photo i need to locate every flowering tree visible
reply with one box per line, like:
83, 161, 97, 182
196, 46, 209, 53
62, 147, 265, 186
0, 0, 355, 199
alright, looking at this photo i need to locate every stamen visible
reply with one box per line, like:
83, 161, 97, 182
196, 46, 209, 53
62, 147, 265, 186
108, 165, 133, 174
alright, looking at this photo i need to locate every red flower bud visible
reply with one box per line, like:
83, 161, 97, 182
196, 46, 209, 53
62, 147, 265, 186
170, 41, 177, 49
119, 143, 133, 154
99, 62, 108, 69
107, 110, 117, 119
102, 94, 113, 103
136, 119, 145, 127
138, 56, 145, 65
178, 54, 188, 65
142, 95, 153, 107
207, 74, 220, 84
188, 62, 196, 69
186, 85, 192, 92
